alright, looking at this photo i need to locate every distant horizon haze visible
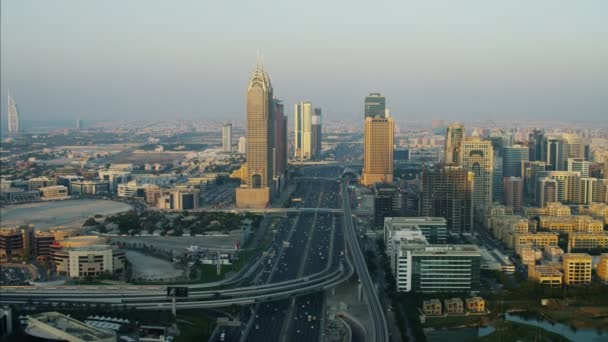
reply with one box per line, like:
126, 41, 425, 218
1, 1, 607, 124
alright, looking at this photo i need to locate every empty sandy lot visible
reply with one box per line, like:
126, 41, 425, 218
0, 200, 132, 229
125, 250, 183, 280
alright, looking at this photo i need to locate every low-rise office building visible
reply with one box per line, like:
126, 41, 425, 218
117, 181, 146, 198
157, 188, 200, 210
538, 215, 603, 234
70, 180, 110, 196
98, 170, 131, 193
384, 217, 447, 245
422, 299, 442, 316
26, 312, 115, 342
528, 264, 563, 286
465, 297, 485, 313
28, 177, 55, 191
52, 245, 125, 279
483, 205, 514, 229
524, 202, 571, 218
39, 185, 69, 199
489, 215, 530, 245
34, 232, 55, 258
443, 298, 464, 314
392, 242, 481, 293
0, 226, 34, 260
579, 202, 608, 224
568, 232, 608, 251
563, 253, 592, 285
511, 232, 559, 251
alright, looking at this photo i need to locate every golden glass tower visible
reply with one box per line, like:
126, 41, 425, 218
236, 60, 274, 208
460, 137, 494, 210
362, 115, 394, 186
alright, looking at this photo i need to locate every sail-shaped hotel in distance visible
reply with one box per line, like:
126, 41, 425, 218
8, 91, 20, 133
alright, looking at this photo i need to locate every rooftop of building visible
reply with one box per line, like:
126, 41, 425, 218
532, 264, 563, 276
569, 231, 608, 237
516, 232, 560, 236
27, 312, 115, 342
373, 182, 400, 190
72, 179, 109, 184
384, 216, 447, 226
444, 298, 463, 303
28, 176, 51, 181
539, 215, 601, 223
403, 243, 481, 256
0, 227, 22, 235
38, 185, 68, 190
563, 253, 593, 260
57, 244, 117, 253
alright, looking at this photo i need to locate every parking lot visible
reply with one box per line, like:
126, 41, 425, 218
0, 264, 37, 285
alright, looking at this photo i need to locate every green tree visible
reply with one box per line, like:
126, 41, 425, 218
83, 217, 97, 226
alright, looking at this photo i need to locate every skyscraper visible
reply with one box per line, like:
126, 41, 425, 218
373, 183, 402, 226
419, 166, 474, 234
522, 161, 547, 200
536, 177, 558, 207
362, 115, 394, 186
222, 123, 232, 152
503, 145, 529, 178
311, 108, 322, 160
536, 171, 580, 203
294, 101, 313, 160
503, 176, 524, 213
563, 133, 588, 160
236, 60, 274, 208
567, 158, 590, 178
364, 93, 385, 118
76, 118, 82, 131
444, 123, 465, 164
528, 129, 544, 161
7, 91, 19, 134
460, 137, 494, 211
492, 154, 503, 203
543, 136, 567, 171
273, 99, 287, 178
578, 177, 597, 205
238, 136, 247, 154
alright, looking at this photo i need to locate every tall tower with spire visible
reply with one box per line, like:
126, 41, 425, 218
236, 55, 275, 208
8, 91, 20, 133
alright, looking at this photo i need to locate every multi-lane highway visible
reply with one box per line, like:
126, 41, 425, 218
1, 166, 391, 342
244, 176, 345, 342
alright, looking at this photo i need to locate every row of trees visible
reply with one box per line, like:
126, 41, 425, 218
95, 210, 261, 236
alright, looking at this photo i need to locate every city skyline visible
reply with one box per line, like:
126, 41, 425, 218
2, 1, 607, 124
1, 3, 608, 342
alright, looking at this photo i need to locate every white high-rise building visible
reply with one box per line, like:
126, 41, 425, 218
238, 136, 247, 154
567, 158, 590, 178
294, 101, 313, 160
222, 123, 232, 152
7, 91, 20, 133
460, 137, 494, 211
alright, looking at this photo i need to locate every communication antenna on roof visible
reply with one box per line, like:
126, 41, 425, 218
260, 52, 264, 71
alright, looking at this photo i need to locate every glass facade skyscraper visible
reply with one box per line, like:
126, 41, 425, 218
364, 93, 385, 118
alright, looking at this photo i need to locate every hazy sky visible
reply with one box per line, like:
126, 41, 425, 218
1, 0, 607, 125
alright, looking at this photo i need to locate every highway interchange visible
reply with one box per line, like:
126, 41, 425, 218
1, 166, 390, 342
